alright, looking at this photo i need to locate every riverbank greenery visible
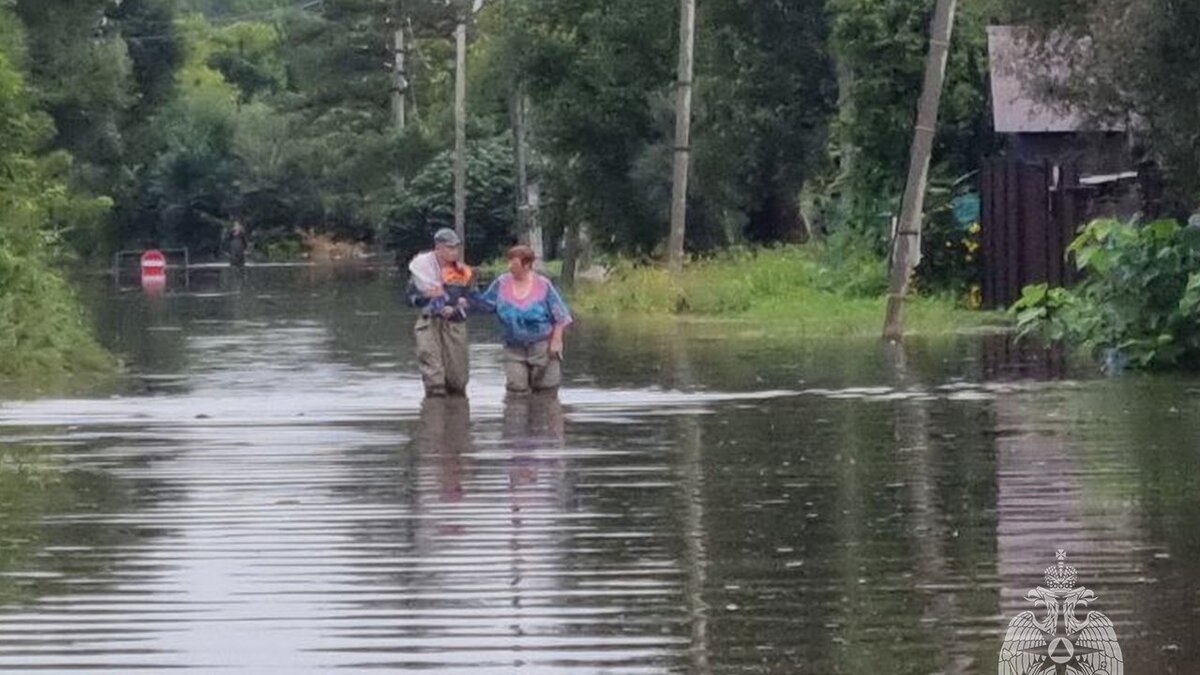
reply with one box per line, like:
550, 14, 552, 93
11, 0, 1198, 367
0, 15, 113, 380
572, 245, 998, 337
1013, 218, 1200, 371
0, 0, 1004, 277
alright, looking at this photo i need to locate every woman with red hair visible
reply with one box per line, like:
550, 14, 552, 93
477, 245, 573, 394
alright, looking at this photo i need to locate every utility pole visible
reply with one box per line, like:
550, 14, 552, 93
453, 16, 468, 245
882, 0, 958, 340
391, 23, 407, 130
512, 82, 544, 267
667, 0, 696, 273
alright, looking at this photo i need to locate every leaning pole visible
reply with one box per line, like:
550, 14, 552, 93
882, 0, 958, 340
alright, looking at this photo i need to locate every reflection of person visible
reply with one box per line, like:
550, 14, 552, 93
502, 392, 564, 493
417, 396, 472, 535
477, 245, 573, 394
407, 228, 476, 397
503, 392, 565, 444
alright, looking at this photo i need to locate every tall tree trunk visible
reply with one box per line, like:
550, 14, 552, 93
561, 220, 591, 289
391, 25, 406, 130
407, 18, 419, 121
835, 56, 856, 181
453, 18, 468, 246
667, 0, 696, 273
527, 182, 544, 266
883, 0, 957, 340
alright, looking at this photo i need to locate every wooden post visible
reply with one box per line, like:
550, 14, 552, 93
882, 0, 958, 340
561, 219, 592, 289
453, 18, 468, 245
667, 0, 696, 273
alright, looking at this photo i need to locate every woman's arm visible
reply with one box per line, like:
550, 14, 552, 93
548, 323, 565, 358
546, 281, 571, 357
470, 277, 502, 314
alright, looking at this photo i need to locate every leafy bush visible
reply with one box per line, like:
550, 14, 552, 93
815, 229, 890, 297
0, 40, 112, 378
1012, 218, 1200, 370
383, 134, 516, 265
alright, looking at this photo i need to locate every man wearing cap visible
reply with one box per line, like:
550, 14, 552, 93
407, 228, 475, 396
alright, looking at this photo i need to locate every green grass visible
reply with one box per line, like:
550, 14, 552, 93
571, 246, 1003, 338
477, 257, 563, 279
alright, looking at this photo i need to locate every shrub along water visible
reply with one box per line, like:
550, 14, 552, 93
1013, 218, 1200, 371
0, 33, 112, 380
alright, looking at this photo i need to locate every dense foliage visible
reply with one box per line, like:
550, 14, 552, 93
828, 0, 993, 236
1, 0, 1001, 270
1013, 219, 1200, 371
0, 10, 112, 376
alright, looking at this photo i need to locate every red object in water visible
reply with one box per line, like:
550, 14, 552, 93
140, 249, 167, 291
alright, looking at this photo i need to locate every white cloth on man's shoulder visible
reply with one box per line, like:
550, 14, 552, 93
408, 251, 443, 292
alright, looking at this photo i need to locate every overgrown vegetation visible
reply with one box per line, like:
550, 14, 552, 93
1013, 219, 1200, 371
574, 245, 993, 337
26, 0, 1200, 372
0, 0, 1010, 379
0, 12, 113, 378
0, 0, 1004, 275
827, 0, 994, 235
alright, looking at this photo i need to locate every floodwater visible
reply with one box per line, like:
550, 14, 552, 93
0, 265, 1197, 674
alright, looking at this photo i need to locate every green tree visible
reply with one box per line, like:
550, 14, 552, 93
690, 0, 837, 245
0, 11, 110, 375
13, 0, 134, 198
508, 0, 676, 252
386, 134, 515, 262
272, 0, 460, 241
829, 0, 993, 236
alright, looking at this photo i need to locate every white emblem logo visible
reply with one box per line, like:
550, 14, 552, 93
999, 550, 1123, 675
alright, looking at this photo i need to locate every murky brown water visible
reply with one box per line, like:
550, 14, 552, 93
0, 265, 1197, 673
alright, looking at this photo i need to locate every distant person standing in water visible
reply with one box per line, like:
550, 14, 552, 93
227, 221, 248, 268
477, 245, 572, 394
407, 228, 475, 397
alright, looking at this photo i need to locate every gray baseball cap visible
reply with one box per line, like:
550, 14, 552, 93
433, 228, 461, 246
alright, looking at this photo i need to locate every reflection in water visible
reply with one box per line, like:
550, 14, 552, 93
0, 443, 136, 607
503, 393, 565, 495
886, 340, 973, 674
0, 267, 1196, 672
419, 397, 472, 510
